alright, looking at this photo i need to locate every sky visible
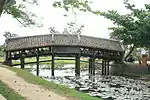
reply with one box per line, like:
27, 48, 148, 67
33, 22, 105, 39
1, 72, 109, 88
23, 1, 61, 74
0, 0, 150, 45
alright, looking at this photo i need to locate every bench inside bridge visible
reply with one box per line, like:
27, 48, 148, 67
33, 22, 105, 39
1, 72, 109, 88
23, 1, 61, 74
4, 34, 124, 76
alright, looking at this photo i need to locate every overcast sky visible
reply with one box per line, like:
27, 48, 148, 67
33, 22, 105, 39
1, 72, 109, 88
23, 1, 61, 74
0, 0, 149, 45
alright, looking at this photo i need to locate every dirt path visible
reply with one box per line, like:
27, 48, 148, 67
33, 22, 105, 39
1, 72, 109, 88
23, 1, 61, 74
0, 94, 7, 100
0, 66, 68, 100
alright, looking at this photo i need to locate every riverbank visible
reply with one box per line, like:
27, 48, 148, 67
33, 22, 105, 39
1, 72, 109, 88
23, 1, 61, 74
0, 80, 24, 100
0, 65, 69, 100
0, 64, 101, 100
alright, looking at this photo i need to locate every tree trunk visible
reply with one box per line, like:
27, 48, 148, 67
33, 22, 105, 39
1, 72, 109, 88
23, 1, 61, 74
0, 0, 5, 16
125, 44, 135, 61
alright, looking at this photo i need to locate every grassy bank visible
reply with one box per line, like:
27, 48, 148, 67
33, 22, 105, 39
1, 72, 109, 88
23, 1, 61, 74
8, 67, 102, 100
0, 80, 24, 100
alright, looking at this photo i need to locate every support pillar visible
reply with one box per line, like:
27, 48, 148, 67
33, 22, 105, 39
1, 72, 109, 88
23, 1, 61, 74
51, 54, 55, 76
106, 61, 110, 75
92, 58, 95, 76
20, 50, 25, 69
20, 56, 25, 69
4, 51, 8, 62
104, 60, 107, 75
5, 51, 12, 66
102, 60, 109, 75
89, 58, 92, 77
36, 48, 39, 76
75, 55, 80, 77
102, 60, 104, 75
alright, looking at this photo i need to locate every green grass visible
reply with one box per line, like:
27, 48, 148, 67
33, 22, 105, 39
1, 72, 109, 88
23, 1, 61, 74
11, 58, 75, 65
8, 67, 102, 100
0, 57, 4, 63
0, 80, 25, 100
0, 57, 88, 69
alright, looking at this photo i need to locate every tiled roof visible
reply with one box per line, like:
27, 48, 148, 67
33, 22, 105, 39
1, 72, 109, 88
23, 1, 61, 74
5, 34, 124, 52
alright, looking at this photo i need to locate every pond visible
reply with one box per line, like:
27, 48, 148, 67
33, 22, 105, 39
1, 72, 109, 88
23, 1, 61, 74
16, 64, 150, 100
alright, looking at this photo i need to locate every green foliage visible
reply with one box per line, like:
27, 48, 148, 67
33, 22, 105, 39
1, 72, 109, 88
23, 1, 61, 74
63, 22, 84, 34
3, 31, 18, 38
0, 80, 24, 100
8, 67, 101, 100
0, 45, 4, 57
100, 0, 150, 49
53, 0, 92, 12
1, 0, 40, 27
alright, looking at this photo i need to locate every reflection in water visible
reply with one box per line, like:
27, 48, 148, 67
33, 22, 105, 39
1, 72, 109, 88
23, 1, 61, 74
23, 64, 150, 100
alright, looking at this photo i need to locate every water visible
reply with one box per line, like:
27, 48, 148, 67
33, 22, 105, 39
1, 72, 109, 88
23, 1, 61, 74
18, 64, 150, 100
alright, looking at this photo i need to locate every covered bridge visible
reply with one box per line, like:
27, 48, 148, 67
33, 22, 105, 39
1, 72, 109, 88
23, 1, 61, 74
4, 34, 125, 76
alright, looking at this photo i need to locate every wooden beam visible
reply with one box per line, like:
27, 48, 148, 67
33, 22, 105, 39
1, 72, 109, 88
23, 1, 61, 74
89, 58, 92, 77
54, 58, 75, 60
4, 51, 12, 66
20, 56, 25, 69
11, 60, 52, 66
75, 55, 80, 77
36, 48, 39, 76
102, 60, 104, 75
107, 61, 109, 75
92, 58, 95, 76
51, 54, 55, 76
104, 60, 107, 75
4, 51, 8, 62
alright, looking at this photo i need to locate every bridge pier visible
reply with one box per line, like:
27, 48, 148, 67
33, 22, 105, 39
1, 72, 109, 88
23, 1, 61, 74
89, 58, 92, 78
36, 48, 39, 76
4, 51, 12, 66
102, 60, 110, 75
106, 61, 110, 75
75, 55, 80, 77
51, 54, 55, 76
92, 58, 95, 75
89, 58, 95, 78
20, 50, 25, 69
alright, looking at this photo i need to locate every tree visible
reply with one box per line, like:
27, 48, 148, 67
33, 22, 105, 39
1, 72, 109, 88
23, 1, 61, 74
49, 27, 60, 34
99, 0, 150, 60
0, 0, 40, 27
0, 45, 4, 57
53, 0, 91, 12
63, 22, 84, 34
0, 0, 91, 27
3, 31, 18, 38
48, 22, 84, 35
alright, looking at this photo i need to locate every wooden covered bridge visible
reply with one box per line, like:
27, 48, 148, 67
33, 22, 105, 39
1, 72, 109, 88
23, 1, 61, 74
4, 34, 124, 76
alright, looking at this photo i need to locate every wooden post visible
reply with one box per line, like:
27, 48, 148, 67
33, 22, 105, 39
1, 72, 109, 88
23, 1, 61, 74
102, 60, 104, 75
75, 55, 80, 77
92, 58, 95, 76
104, 60, 107, 75
5, 51, 12, 66
36, 48, 39, 76
4, 51, 8, 62
107, 61, 109, 75
89, 58, 92, 75
20, 53, 25, 69
51, 53, 55, 76
89, 58, 92, 79
120, 52, 125, 62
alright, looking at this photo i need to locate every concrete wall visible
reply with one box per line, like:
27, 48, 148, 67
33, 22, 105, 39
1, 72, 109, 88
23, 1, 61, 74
110, 62, 150, 76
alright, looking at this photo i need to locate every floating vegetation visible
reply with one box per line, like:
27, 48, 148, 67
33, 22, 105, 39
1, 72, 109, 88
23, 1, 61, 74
30, 64, 150, 100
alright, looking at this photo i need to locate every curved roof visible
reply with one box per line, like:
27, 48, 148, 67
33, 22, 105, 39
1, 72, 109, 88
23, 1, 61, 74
5, 34, 124, 52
